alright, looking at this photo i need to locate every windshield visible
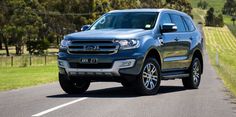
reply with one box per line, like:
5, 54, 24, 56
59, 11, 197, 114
90, 12, 159, 30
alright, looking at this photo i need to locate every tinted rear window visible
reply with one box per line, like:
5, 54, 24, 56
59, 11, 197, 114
170, 14, 186, 32
183, 17, 195, 32
159, 13, 172, 25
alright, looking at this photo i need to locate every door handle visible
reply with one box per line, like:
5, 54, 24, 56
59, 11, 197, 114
157, 37, 164, 45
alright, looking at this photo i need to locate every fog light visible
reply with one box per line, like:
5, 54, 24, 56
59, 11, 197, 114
120, 61, 131, 67
118, 59, 135, 68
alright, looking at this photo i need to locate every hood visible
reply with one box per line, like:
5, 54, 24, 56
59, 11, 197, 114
65, 29, 152, 40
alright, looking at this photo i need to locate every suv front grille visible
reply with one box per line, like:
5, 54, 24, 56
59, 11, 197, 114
69, 62, 113, 69
68, 40, 119, 55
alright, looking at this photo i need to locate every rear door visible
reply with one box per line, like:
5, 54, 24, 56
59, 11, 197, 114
168, 14, 191, 69
181, 16, 197, 67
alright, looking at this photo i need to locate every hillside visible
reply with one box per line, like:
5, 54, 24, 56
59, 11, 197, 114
191, 0, 236, 96
190, 0, 226, 22
189, 0, 226, 11
190, 0, 236, 37
204, 25, 236, 96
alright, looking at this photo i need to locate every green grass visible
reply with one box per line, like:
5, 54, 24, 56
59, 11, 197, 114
190, 0, 236, 41
189, 0, 226, 12
204, 26, 236, 96
0, 65, 58, 91
224, 15, 236, 38
192, 8, 206, 24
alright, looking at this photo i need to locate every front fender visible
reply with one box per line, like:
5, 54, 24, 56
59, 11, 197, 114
138, 37, 163, 69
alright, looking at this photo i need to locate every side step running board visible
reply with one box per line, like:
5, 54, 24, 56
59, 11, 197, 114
161, 71, 190, 80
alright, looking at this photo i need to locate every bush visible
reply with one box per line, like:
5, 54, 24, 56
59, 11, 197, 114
197, 0, 208, 9
205, 7, 224, 27
26, 39, 50, 55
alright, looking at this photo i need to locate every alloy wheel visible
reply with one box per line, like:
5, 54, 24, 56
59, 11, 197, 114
142, 63, 158, 90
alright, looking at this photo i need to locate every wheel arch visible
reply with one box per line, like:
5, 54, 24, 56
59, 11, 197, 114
192, 49, 203, 74
144, 48, 162, 70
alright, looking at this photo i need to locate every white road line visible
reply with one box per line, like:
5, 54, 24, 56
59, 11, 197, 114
32, 97, 88, 117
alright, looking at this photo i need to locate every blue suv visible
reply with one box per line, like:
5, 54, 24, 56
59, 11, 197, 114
58, 9, 203, 95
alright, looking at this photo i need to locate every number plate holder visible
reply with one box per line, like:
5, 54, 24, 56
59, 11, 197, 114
79, 58, 98, 64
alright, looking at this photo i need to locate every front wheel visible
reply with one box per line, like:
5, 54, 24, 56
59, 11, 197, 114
182, 58, 202, 89
59, 74, 90, 94
121, 80, 133, 88
134, 58, 161, 95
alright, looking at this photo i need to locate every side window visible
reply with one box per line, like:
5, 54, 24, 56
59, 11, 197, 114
159, 13, 172, 25
170, 14, 186, 32
183, 17, 195, 32
182, 17, 189, 31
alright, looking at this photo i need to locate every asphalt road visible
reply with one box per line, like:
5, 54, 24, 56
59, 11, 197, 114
0, 53, 235, 117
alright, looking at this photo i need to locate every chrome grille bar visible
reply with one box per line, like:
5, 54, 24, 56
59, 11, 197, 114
68, 40, 119, 55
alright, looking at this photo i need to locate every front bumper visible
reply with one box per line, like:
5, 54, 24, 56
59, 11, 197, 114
58, 50, 145, 78
58, 59, 136, 76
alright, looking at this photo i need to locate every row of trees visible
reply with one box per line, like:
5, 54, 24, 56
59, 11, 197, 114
0, 0, 193, 56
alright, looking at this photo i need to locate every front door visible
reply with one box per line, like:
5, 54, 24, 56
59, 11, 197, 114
159, 13, 190, 71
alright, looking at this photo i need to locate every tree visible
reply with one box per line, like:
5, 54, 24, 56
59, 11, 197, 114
165, 0, 193, 17
2, 25, 15, 56
232, 16, 236, 25
205, 7, 224, 27
89, 0, 112, 23
26, 39, 50, 55
111, 0, 140, 9
205, 7, 215, 26
0, 9, 3, 50
222, 0, 236, 15
9, 0, 43, 55
0, 0, 194, 56
0, 0, 11, 56
197, 0, 202, 8
215, 14, 224, 27
140, 0, 162, 8
0, 38, 2, 50
197, 0, 208, 9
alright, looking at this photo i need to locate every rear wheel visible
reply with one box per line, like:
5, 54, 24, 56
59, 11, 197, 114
182, 58, 202, 89
59, 74, 90, 94
134, 58, 161, 95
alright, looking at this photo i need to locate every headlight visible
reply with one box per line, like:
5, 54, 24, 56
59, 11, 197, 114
115, 39, 140, 50
60, 39, 71, 49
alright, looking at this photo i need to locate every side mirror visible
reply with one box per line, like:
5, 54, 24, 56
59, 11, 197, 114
81, 25, 91, 31
161, 23, 177, 33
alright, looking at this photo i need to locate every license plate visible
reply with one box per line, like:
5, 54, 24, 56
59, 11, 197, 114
80, 58, 97, 64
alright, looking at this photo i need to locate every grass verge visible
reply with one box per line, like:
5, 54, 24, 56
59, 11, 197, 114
204, 26, 236, 96
0, 65, 58, 91
224, 15, 236, 38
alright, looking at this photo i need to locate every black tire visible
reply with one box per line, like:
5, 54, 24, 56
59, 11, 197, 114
121, 80, 132, 88
182, 58, 202, 89
59, 74, 90, 94
134, 58, 161, 95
